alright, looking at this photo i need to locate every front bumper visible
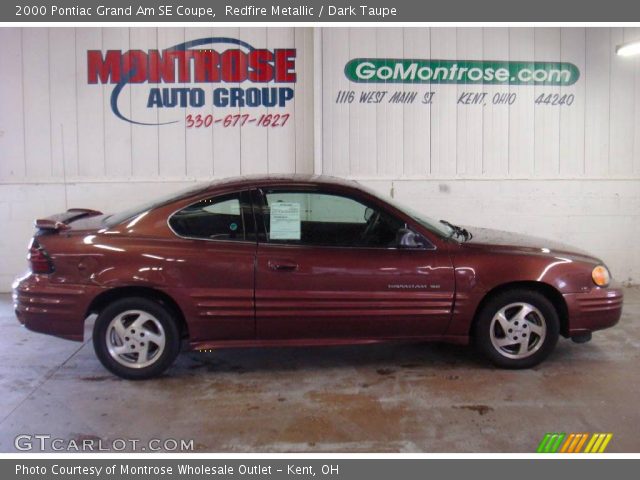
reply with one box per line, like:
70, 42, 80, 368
12, 273, 97, 341
563, 285, 624, 336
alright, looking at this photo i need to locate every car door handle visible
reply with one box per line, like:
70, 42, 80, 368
267, 260, 299, 272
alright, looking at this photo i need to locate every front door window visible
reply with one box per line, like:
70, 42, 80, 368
261, 190, 407, 248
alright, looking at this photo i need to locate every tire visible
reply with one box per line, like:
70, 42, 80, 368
475, 289, 560, 369
93, 297, 181, 380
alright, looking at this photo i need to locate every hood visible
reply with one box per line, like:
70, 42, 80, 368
462, 226, 600, 262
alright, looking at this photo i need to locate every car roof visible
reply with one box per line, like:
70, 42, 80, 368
202, 174, 362, 191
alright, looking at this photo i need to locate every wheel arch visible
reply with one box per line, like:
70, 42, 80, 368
470, 281, 569, 338
85, 286, 189, 339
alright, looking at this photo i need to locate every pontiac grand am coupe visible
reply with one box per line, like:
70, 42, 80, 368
14, 175, 623, 379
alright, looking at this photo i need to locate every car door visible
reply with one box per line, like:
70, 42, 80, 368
253, 186, 455, 341
166, 189, 257, 342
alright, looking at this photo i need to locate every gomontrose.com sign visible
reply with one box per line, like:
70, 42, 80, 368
345, 58, 580, 85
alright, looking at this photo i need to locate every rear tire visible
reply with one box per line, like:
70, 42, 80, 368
93, 297, 180, 380
475, 289, 559, 369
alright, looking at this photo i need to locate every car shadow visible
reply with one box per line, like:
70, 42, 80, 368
174, 341, 489, 376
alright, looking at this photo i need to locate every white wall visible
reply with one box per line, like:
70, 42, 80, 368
322, 27, 640, 285
1, 27, 640, 290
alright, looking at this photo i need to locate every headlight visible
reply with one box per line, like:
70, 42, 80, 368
592, 265, 611, 287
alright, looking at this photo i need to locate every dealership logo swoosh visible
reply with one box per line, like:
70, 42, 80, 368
110, 37, 256, 126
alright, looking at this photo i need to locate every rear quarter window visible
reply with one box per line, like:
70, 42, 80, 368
169, 193, 250, 241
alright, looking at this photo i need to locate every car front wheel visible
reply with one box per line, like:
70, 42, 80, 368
93, 297, 181, 379
475, 289, 560, 368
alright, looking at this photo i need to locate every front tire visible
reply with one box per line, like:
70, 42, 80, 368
93, 297, 180, 379
475, 289, 559, 369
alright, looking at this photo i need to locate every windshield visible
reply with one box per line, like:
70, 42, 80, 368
103, 183, 208, 228
356, 184, 454, 238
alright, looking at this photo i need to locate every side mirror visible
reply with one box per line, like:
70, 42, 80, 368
396, 228, 426, 249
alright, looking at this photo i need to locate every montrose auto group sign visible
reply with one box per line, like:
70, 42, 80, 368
88, 37, 296, 126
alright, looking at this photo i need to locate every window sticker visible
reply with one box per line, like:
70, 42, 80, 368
270, 202, 301, 240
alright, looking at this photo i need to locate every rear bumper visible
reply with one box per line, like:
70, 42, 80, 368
563, 285, 624, 336
12, 273, 96, 341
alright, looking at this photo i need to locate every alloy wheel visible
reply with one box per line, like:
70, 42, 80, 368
106, 310, 166, 368
489, 302, 547, 359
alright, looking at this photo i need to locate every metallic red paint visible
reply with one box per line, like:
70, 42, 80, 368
13, 175, 623, 349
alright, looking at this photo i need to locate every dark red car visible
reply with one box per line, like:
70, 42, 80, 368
13, 175, 623, 379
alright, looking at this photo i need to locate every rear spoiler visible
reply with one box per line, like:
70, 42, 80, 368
35, 208, 103, 231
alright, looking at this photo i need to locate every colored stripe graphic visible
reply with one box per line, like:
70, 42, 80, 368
584, 433, 613, 453
538, 433, 612, 453
598, 433, 613, 453
559, 433, 575, 453
549, 433, 566, 453
537, 433, 551, 453
536, 433, 553, 453
537, 433, 566, 453
574, 433, 589, 452
560, 433, 588, 453
584, 434, 598, 453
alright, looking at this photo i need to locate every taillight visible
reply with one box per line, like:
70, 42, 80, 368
28, 239, 54, 274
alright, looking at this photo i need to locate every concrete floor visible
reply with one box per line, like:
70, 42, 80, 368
0, 289, 638, 453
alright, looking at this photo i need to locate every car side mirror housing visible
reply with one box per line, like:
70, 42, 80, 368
396, 228, 428, 249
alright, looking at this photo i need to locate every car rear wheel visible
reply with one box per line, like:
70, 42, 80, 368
93, 297, 180, 379
475, 289, 559, 368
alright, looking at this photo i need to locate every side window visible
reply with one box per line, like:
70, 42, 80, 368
262, 191, 405, 248
169, 192, 251, 241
